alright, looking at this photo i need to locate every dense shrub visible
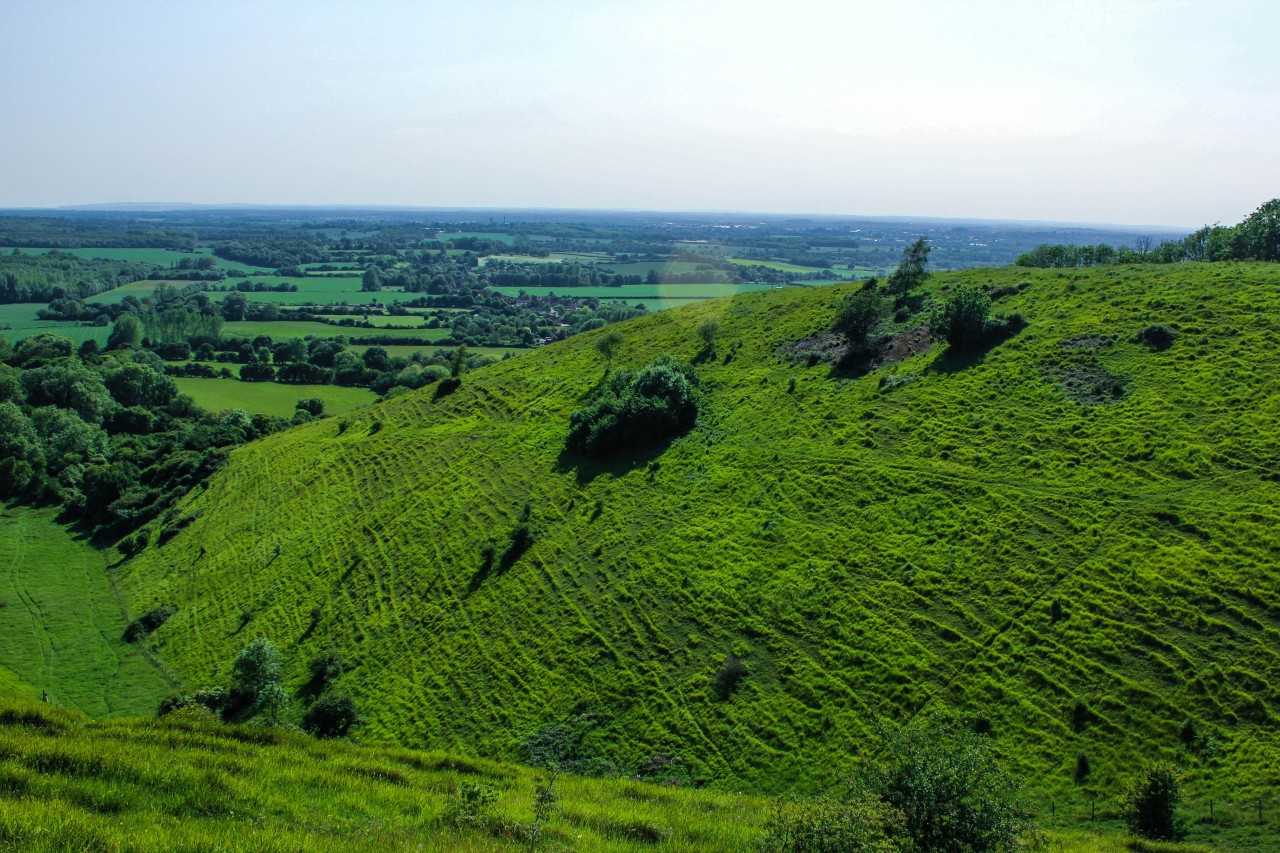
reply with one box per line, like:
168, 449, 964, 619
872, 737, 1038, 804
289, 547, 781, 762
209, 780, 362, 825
239, 362, 276, 382
302, 693, 360, 738
295, 398, 325, 417
1135, 324, 1176, 351
927, 284, 993, 350
759, 793, 903, 853
305, 651, 346, 693
713, 654, 748, 700
566, 356, 698, 456
231, 637, 282, 705
866, 716, 1029, 852
1125, 765, 1182, 840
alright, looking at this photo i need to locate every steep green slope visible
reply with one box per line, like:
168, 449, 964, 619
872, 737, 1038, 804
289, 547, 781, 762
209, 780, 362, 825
0, 506, 174, 716
118, 264, 1280, 814
0, 697, 767, 851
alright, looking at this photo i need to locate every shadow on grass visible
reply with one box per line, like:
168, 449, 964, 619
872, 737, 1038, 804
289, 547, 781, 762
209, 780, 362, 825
926, 318, 1026, 375
554, 435, 677, 487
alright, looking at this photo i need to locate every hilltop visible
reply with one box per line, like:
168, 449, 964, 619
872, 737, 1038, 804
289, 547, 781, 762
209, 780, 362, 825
115, 263, 1280, 832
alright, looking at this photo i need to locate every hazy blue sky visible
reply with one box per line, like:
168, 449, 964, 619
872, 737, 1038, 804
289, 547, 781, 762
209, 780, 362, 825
2, 0, 1276, 226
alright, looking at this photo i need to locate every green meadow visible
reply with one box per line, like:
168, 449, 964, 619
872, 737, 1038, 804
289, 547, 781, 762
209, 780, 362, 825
0, 506, 173, 717
172, 377, 377, 417
109, 263, 1280, 850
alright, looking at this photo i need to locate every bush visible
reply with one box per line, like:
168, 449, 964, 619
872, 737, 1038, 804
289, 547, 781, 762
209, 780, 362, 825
1135, 324, 1176, 351
759, 793, 903, 853
713, 654, 748, 700
302, 693, 359, 738
927, 284, 992, 350
697, 320, 720, 353
123, 605, 176, 643
295, 398, 325, 417
239, 362, 276, 382
444, 780, 499, 828
305, 651, 346, 693
832, 290, 885, 355
566, 356, 699, 456
866, 715, 1029, 852
1125, 765, 1182, 840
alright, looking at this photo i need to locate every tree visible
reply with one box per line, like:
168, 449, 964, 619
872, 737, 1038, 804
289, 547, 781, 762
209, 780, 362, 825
221, 292, 248, 321
1126, 765, 1181, 840
595, 331, 623, 369
697, 320, 720, 354
1233, 198, 1280, 261
567, 356, 699, 456
927, 284, 992, 350
866, 715, 1029, 852
104, 362, 177, 409
887, 237, 931, 294
832, 290, 885, 354
231, 637, 282, 706
361, 346, 390, 372
362, 266, 383, 292
107, 314, 143, 350
449, 345, 467, 379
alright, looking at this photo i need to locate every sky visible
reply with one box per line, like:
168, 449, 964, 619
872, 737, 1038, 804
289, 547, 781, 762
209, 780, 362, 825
1, 0, 1277, 227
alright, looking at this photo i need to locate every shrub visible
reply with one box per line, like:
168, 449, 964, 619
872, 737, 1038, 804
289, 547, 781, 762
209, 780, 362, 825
1125, 765, 1181, 840
566, 356, 698, 456
713, 654, 748, 700
239, 362, 276, 382
832, 290, 885, 356
759, 793, 903, 853
295, 398, 325, 417
927, 284, 992, 350
122, 605, 176, 643
302, 693, 359, 738
1135, 324, 1176, 351
866, 715, 1029, 852
444, 780, 499, 828
1075, 753, 1091, 783
305, 651, 346, 694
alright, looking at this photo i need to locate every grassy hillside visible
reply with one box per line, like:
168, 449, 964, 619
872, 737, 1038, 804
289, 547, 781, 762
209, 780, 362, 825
116, 263, 1280, 839
0, 506, 174, 716
0, 697, 767, 852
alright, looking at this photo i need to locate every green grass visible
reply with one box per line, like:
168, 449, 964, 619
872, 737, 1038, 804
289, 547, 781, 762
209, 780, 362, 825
0, 696, 772, 852
315, 314, 435, 328
173, 377, 377, 417
489, 282, 782, 300
0, 506, 173, 717
0, 302, 110, 346
726, 257, 825, 273
113, 262, 1280, 849
222, 320, 449, 342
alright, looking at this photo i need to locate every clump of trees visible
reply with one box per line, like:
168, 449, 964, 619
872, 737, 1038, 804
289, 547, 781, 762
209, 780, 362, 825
566, 356, 699, 456
1018, 197, 1280, 267
0, 335, 287, 541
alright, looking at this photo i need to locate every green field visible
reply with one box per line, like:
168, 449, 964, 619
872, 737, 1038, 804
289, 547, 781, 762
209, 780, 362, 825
0, 302, 109, 346
347, 344, 528, 361
202, 276, 425, 306
489, 282, 782, 301
315, 314, 434, 328
604, 260, 714, 276
0, 506, 173, 717
439, 231, 517, 245
110, 262, 1280, 849
222, 320, 450, 342
173, 377, 377, 417
726, 257, 824, 273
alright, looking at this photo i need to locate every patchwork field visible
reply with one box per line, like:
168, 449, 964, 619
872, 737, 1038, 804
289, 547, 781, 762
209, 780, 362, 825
0, 506, 173, 717
173, 377, 377, 417
115, 263, 1280, 849
14, 246, 271, 273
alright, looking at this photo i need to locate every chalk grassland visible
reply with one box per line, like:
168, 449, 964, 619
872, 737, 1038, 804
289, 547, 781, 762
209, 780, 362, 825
0, 506, 173, 717
116, 263, 1280, 850
0, 697, 769, 852
172, 378, 377, 418
0, 696, 1188, 852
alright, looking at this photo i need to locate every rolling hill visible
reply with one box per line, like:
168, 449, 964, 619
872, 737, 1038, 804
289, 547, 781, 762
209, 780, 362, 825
114, 263, 1280, 830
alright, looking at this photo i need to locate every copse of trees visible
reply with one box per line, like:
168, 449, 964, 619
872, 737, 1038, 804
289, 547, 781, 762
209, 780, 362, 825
1018, 197, 1280, 267
0, 251, 154, 303
832, 289, 886, 357
566, 355, 699, 456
